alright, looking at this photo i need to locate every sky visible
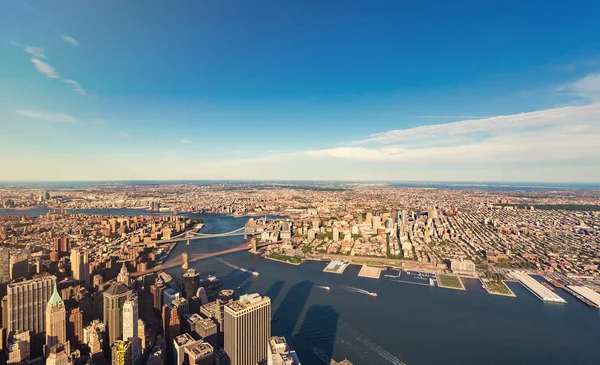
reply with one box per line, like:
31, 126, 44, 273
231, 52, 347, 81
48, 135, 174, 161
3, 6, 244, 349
1, 0, 600, 182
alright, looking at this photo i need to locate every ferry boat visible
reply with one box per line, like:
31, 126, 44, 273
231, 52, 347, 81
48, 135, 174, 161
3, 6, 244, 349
369, 292, 378, 297
318, 286, 331, 291
252, 271, 260, 276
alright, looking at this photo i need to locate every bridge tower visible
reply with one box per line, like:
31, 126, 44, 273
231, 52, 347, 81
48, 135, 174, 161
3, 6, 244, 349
182, 252, 189, 271
249, 237, 258, 254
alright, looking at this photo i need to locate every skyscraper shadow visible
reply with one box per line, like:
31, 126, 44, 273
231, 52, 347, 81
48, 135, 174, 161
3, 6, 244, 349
264, 280, 285, 304
292, 305, 339, 365
271, 280, 314, 339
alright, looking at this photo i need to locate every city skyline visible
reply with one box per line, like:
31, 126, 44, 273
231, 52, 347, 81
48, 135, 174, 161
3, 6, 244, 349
2, 1, 600, 182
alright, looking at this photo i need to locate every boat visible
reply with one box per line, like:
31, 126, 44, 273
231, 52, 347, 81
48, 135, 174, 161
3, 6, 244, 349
252, 271, 260, 276
429, 278, 435, 286
317, 286, 331, 291
368, 292, 378, 297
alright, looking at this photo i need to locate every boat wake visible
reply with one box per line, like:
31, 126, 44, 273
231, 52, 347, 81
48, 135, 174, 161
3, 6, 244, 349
216, 258, 259, 276
317, 286, 331, 291
339, 320, 406, 365
340, 286, 377, 297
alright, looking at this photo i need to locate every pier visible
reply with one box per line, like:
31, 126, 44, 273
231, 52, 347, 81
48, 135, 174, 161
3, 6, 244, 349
510, 271, 567, 303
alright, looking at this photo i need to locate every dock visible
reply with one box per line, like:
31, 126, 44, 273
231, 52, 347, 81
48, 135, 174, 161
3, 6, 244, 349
566, 285, 600, 308
358, 265, 382, 279
323, 261, 349, 274
509, 271, 567, 303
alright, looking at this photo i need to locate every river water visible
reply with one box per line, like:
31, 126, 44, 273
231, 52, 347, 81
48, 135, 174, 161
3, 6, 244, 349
2, 209, 600, 365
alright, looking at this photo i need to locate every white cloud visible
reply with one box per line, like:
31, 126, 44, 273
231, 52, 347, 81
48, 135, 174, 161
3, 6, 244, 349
180, 139, 192, 144
561, 73, 600, 99
61, 35, 79, 47
62, 79, 87, 95
30, 57, 59, 79
23, 46, 46, 58
356, 104, 597, 145
14, 109, 77, 123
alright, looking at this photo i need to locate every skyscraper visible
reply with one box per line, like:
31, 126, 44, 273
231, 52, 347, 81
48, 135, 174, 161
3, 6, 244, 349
112, 340, 133, 365
45, 343, 69, 365
45, 284, 67, 350
224, 293, 271, 365
183, 269, 200, 300
123, 296, 140, 365
0, 248, 10, 283
5, 275, 56, 356
117, 263, 131, 287
67, 307, 83, 348
70, 248, 90, 286
9, 251, 29, 281
103, 282, 133, 346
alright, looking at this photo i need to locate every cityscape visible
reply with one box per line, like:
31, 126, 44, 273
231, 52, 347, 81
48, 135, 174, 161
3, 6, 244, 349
2, 1, 600, 364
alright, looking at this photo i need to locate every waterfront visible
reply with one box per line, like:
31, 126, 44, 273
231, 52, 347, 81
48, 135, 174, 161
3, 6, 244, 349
2, 208, 600, 364
166, 214, 600, 365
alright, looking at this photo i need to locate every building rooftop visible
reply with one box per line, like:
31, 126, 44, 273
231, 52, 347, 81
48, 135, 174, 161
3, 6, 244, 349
185, 341, 214, 359
174, 333, 195, 347
104, 282, 131, 296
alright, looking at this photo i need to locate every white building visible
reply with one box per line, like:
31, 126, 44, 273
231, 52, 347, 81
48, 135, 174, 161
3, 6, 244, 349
123, 296, 140, 364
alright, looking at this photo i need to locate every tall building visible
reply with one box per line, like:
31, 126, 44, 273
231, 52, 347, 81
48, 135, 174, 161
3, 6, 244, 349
0, 248, 10, 283
67, 307, 83, 348
182, 252, 189, 271
224, 293, 271, 365
332, 226, 339, 241
45, 284, 67, 350
117, 263, 131, 287
70, 248, 90, 286
162, 303, 181, 348
123, 296, 140, 365
45, 343, 69, 365
173, 333, 196, 365
5, 275, 56, 355
185, 341, 214, 365
9, 251, 29, 281
83, 320, 105, 357
103, 282, 133, 346
138, 319, 147, 356
6, 330, 30, 364
183, 269, 200, 300
112, 340, 133, 365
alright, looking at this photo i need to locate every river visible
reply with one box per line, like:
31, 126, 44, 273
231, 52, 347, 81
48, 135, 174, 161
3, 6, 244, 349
2, 209, 600, 364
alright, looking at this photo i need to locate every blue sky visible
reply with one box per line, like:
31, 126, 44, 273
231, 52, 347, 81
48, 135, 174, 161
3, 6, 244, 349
1, 0, 600, 181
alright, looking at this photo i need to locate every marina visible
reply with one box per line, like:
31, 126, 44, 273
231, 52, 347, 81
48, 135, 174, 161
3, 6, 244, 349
509, 271, 567, 303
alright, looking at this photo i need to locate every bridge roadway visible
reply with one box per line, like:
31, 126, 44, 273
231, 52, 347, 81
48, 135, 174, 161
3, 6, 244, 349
133, 226, 248, 247
131, 242, 274, 277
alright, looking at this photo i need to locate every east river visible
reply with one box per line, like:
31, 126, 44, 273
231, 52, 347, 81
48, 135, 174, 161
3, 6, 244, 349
2, 208, 600, 364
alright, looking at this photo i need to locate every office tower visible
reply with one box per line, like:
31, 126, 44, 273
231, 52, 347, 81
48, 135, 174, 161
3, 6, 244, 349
187, 314, 217, 349
162, 303, 180, 348
6, 330, 30, 364
123, 296, 140, 365
46, 343, 69, 365
183, 269, 200, 300
268, 336, 301, 365
103, 282, 133, 346
163, 288, 180, 306
117, 263, 131, 287
151, 280, 165, 312
224, 293, 271, 365
9, 251, 29, 280
185, 341, 214, 365
0, 248, 10, 283
45, 285, 67, 350
365, 212, 373, 225
138, 319, 147, 355
372, 216, 382, 230
173, 333, 195, 365
83, 320, 105, 356
5, 275, 56, 355
67, 307, 83, 348
112, 340, 133, 365
332, 226, 339, 241
197, 287, 208, 305
70, 248, 90, 286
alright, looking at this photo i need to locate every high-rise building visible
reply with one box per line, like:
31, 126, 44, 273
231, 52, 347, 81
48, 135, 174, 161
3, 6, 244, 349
224, 293, 271, 365
103, 282, 133, 346
9, 251, 29, 281
67, 307, 83, 348
183, 269, 200, 300
70, 248, 90, 286
182, 252, 189, 271
372, 216, 382, 230
332, 226, 339, 241
185, 341, 214, 365
365, 212, 373, 225
112, 340, 133, 365
6, 330, 30, 364
45, 284, 67, 350
138, 319, 147, 355
117, 263, 131, 287
45, 343, 69, 365
83, 320, 105, 357
151, 280, 166, 312
5, 275, 56, 355
123, 296, 140, 365
162, 303, 180, 348
173, 333, 196, 365
0, 248, 10, 283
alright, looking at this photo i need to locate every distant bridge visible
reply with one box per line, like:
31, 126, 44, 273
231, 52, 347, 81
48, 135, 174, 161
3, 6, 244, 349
133, 226, 249, 246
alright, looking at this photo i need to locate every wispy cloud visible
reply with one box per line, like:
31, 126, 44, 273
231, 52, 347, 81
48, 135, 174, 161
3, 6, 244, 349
414, 115, 490, 119
30, 58, 58, 79
61, 35, 79, 47
560, 73, 600, 99
14, 109, 77, 123
13, 43, 87, 95
180, 139, 192, 144
62, 79, 87, 95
